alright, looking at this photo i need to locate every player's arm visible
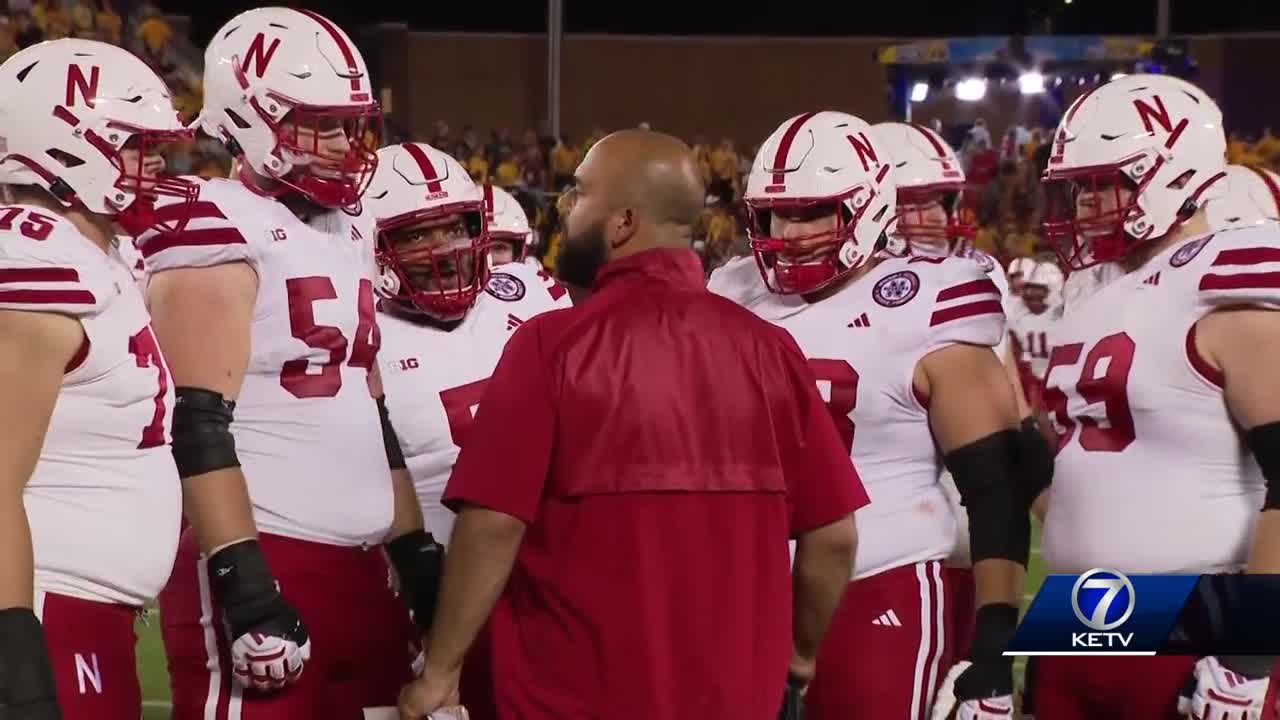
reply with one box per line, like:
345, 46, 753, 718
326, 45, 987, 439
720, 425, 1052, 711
371, 363, 446, 641
148, 262, 310, 691
1198, 307, 1280, 574
917, 343, 1026, 703
401, 321, 553, 718
0, 308, 82, 718
147, 263, 259, 552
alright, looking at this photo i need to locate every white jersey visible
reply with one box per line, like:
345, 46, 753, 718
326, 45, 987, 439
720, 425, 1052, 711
2, 206, 180, 605
710, 254, 1006, 579
378, 262, 572, 544
139, 179, 391, 547
1042, 228, 1274, 574
1007, 301, 1063, 379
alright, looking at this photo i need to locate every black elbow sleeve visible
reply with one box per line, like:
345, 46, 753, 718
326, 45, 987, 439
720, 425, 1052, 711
377, 395, 407, 471
1245, 420, 1280, 511
1017, 416, 1054, 510
944, 429, 1030, 566
171, 387, 239, 478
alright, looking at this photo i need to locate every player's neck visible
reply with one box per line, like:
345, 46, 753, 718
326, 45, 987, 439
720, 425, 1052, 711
1117, 211, 1210, 274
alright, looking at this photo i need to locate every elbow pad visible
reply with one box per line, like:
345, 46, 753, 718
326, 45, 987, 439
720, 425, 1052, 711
1017, 417, 1054, 511
172, 387, 239, 478
377, 395, 407, 471
1246, 420, 1280, 511
944, 429, 1030, 566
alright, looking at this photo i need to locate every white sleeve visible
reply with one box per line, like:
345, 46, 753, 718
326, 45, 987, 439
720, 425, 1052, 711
1196, 229, 1280, 311
923, 258, 1007, 355
136, 180, 262, 273
0, 218, 113, 317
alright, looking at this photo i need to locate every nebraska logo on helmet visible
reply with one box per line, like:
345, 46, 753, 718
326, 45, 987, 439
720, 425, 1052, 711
240, 33, 281, 79
65, 64, 99, 108
1133, 96, 1188, 150
846, 132, 881, 176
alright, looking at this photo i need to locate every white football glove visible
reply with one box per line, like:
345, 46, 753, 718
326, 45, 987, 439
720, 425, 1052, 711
931, 661, 1014, 720
229, 630, 311, 691
1177, 656, 1270, 720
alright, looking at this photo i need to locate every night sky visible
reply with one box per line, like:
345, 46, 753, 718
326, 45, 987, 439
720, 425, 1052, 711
157, 0, 1280, 47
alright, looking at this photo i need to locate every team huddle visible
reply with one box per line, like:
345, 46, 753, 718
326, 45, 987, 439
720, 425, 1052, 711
0, 5, 1278, 720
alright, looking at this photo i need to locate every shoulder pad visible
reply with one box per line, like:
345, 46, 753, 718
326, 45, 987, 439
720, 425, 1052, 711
0, 207, 115, 317
707, 256, 766, 306
1194, 228, 1280, 311
136, 178, 268, 273
486, 261, 572, 308
919, 255, 1006, 353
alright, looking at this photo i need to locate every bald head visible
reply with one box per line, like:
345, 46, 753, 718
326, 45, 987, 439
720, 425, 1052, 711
582, 129, 706, 229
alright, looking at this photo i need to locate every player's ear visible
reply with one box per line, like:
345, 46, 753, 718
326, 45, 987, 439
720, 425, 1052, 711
609, 207, 636, 250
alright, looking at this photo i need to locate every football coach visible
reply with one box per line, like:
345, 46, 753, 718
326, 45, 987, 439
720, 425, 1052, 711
398, 129, 866, 720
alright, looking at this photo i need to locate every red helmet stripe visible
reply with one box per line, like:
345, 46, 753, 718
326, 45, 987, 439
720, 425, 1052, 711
294, 8, 362, 92
769, 111, 818, 187
909, 123, 948, 158
401, 143, 443, 194
1246, 165, 1280, 218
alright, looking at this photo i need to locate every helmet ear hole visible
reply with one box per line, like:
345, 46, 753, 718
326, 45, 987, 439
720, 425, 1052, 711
46, 149, 85, 168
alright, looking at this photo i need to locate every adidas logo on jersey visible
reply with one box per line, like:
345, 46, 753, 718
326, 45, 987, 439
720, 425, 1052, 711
506, 314, 524, 331
847, 312, 871, 328
1142, 272, 1161, 286
872, 609, 902, 627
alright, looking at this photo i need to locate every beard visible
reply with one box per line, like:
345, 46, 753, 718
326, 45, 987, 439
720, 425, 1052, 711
556, 216, 609, 288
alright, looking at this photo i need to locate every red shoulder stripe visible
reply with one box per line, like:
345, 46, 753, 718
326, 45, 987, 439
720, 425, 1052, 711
0, 267, 79, 284
1211, 247, 1280, 267
1199, 271, 1280, 291
0, 288, 96, 305
930, 300, 1003, 327
151, 200, 227, 227
140, 227, 248, 258
936, 278, 999, 302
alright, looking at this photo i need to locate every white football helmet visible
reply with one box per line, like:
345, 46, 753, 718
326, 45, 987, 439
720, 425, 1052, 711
1042, 74, 1227, 270
1206, 164, 1280, 231
744, 111, 897, 294
871, 121, 976, 255
1022, 261, 1065, 311
0, 39, 197, 235
199, 7, 380, 210
363, 143, 488, 321
482, 183, 532, 264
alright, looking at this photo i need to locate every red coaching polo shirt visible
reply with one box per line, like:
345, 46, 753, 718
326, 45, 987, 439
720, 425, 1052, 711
443, 248, 867, 719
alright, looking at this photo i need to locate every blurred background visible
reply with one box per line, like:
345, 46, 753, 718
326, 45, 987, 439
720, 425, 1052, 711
5, 0, 1279, 276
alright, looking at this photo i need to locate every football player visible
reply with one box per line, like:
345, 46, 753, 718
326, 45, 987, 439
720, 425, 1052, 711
482, 183, 536, 266
1006, 262, 1064, 409
362, 143, 571, 718
871, 121, 1050, 680
139, 9, 437, 719
1007, 257, 1036, 297
0, 39, 196, 718
1207, 164, 1280, 232
1034, 73, 1280, 718
709, 111, 1029, 720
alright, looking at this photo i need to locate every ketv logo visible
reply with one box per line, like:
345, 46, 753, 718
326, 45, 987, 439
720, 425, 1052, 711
1006, 570, 1199, 657
1069, 569, 1136, 649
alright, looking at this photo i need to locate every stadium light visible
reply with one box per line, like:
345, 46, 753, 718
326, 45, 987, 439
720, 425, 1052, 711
955, 77, 987, 102
911, 82, 929, 102
1018, 72, 1046, 95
